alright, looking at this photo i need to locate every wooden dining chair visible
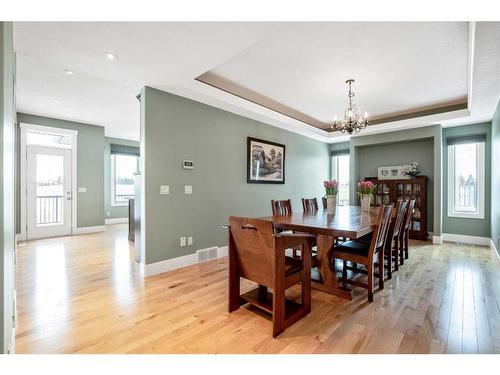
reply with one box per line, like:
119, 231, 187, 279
302, 198, 319, 213
322, 197, 327, 210
384, 200, 407, 279
271, 199, 293, 215
329, 204, 394, 302
399, 199, 415, 265
228, 216, 314, 337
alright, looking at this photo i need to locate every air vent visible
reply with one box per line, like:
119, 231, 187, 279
197, 247, 218, 263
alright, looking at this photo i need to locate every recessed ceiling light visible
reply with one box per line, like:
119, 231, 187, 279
53, 99, 60, 104
105, 52, 117, 60
64, 69, 74, 75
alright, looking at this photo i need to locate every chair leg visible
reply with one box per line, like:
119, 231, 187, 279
386, 241, 392, 280
399, 235, 405, 266
367, 258, 374, 302
405, 229, 409, 259
393, 239, 399, 272
342, 259, 348, 283
378, 251, 384, 290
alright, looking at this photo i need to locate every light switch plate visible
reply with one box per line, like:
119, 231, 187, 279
180, 237, 187, 247
78, 187, 87, 193
184, 185, 193, 195
187, 237, 193, 246
160, 185, 170, 195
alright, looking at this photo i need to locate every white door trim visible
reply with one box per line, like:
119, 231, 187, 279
20, 123, 78, 240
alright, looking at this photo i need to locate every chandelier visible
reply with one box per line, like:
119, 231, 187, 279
331, 79, 368, 134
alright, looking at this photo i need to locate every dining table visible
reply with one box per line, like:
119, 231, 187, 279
261, 205, 380, 300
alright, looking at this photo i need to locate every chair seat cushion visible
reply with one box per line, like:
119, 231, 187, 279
284, 257, 302, 276
333, 240, 369, 256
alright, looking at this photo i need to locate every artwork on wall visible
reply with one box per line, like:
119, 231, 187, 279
377, 165, 410, 180
247, 137, 285, 184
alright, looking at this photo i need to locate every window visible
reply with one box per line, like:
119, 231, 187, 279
447, 138, 485, 219
111, 154, 139, 206
332, 153, 350, 205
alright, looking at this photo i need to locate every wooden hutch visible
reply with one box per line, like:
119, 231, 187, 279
364, 175, 428, 240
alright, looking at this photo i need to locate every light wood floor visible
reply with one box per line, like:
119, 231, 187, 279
15, 224, 500, 354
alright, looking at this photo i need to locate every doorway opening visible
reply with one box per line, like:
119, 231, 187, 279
20, 123, 78, 240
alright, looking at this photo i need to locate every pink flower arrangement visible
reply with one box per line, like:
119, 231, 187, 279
324, 180, 338, 196
357, 180, 376, 196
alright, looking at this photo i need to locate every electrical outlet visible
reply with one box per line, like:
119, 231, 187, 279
160, 185, 169, 195
187, 236, 193, 246
180, 237, 187, 247
184, 185, 192, 195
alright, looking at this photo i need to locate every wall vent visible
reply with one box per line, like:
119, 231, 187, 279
197, 247, 218, 263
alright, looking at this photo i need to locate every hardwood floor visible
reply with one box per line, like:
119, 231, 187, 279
15, 224, 500, 354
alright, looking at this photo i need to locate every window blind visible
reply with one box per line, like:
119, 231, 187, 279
110, 144, 140, 157
446, 134, 486, 146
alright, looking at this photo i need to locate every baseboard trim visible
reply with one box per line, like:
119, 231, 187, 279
491, 239, 500, 261
441, 233, 491, 246
141, 245, 228, 277
432, 235, 442, 245
73, 225, 107, 235
105, 217, 128, 225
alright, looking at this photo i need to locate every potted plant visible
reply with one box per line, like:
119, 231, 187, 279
402, 162, 421, 179
324, 179, 338, 214
357, 180, 376, 212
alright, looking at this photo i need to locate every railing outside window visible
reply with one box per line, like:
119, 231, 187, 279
36, 195, 63, 225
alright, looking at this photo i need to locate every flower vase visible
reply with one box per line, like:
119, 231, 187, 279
361, 194, 371, 212
326, 195, 336, 214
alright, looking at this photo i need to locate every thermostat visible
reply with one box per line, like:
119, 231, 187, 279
183, 160, 194, 170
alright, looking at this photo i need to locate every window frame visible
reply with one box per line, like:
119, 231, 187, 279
110, 153, 138, 207
331, 152, 350, 206
447, 141, 485, 219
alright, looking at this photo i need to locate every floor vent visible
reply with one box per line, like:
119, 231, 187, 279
197, 247, 218, 262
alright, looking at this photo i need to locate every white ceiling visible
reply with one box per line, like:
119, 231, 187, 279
13, 22, 500, 142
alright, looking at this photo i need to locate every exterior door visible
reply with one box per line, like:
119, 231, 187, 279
26, 145, 72, 239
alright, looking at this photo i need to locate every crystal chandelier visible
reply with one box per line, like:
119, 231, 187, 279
331, 79, 368, 134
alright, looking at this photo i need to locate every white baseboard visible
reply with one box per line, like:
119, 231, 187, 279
432, 235, 442, 245
441, 233, 491, 246
105, 217, 128, 225
73, 225, 107, 235
491, 239, 500, 260
141, 245, 228, 277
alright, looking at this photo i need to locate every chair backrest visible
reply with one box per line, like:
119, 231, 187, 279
402, 199, 416, 231
228, 216, 275, 287
369, 204, 394, 256
322, 197, 327, 210
392, 201, 408, 238
271, 199, 292, 215
302, 198, 319, 213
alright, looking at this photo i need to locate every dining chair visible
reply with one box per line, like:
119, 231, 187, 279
271, 199, 293, 215
227, 216, 314, 337
322, 197, 327, 210
329, 204, 394, 302
302, 198, 319, 213
384, 200, 407, 279
399, 199, 415, 265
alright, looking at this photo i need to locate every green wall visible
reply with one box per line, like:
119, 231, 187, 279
104, 137, 140, 220
16, 113, 106, 231
141, 86, 330, 264
349, 125, 442, 236
1, 21, 15, 354
357, 138, 434, 230
491, 101, 500, 253
442, 122, 491, 238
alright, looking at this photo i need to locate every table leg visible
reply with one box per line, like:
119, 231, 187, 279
312, 234, 352, 299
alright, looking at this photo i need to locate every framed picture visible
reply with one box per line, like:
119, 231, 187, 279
247, 137, 285, 184
377, 165, 410, 180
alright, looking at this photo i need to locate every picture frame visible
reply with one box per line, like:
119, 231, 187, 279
247, 137, 285, 184
377, 165, 410, 180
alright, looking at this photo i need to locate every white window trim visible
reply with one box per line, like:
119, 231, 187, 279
331, 153, 350, 206
447, 141, 485, 219
110, 154, 128, 207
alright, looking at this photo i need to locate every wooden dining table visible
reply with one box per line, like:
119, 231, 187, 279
262, 205, 380, 300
